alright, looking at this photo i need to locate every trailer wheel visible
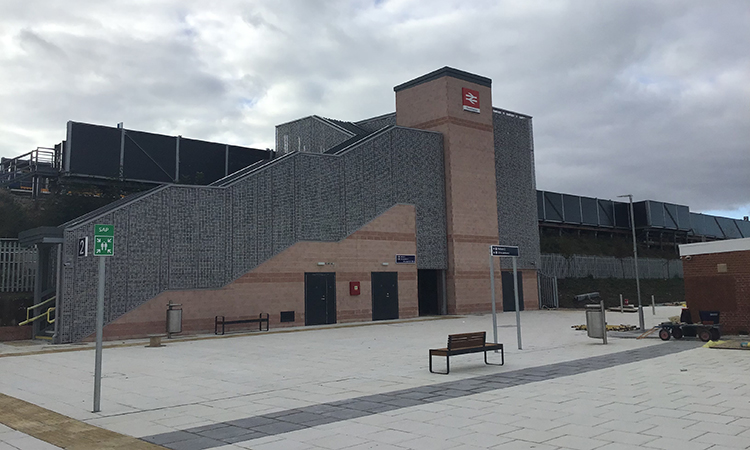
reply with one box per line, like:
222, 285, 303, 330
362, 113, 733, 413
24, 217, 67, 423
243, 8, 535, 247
672, 327, 683, 340
710, 328, 721, 341
659, 329, 671, 341
698, 329, 711, 342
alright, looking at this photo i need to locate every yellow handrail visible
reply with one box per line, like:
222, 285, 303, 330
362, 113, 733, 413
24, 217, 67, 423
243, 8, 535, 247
46, 307, 55, 324
18, 296, 56, 326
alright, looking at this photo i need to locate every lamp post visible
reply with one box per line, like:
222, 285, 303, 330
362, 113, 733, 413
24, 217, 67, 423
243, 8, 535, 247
618, 194, 645, 331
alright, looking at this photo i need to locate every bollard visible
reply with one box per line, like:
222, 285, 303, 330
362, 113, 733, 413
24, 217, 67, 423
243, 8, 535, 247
619, 294, 623, 311
651, 295, 656, 315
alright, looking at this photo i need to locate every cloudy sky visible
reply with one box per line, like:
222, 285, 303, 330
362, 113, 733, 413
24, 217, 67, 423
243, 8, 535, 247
1, 0, 748, 217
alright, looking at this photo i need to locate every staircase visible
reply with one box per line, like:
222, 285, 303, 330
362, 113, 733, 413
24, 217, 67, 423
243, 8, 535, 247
1, 148, 59, 196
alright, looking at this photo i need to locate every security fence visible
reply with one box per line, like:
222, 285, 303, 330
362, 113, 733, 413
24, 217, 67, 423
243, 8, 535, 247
0, 239, 36, 292
541, 254, 682, 280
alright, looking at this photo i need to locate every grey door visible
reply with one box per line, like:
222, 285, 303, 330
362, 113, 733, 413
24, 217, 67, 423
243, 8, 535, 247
372, 272, 399, 321
502, 271, 524, 312
305, 273, 336, 325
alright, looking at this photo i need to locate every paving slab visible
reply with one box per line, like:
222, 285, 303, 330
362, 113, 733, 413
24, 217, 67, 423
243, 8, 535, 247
2, 307, 750, 450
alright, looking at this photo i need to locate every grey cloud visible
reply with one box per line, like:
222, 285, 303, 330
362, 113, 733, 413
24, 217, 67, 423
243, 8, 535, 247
0, 0, 747, 216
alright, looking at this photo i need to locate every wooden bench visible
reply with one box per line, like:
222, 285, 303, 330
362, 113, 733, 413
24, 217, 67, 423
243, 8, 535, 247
215, 313, 269, 335
429, 331, 504, 374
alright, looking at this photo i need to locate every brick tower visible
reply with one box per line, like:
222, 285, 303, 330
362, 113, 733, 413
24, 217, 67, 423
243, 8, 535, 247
395, 67, 500, 313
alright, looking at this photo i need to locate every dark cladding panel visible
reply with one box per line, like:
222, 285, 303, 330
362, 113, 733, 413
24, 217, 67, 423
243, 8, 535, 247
597, 199, 614, 227
580, 196, 598, 226
228, 146, 271, 174
705, 216, 722, 237
648, 201, 666, 228
735, 219, 750, 238
67, 122, 121, 178
562, 194, 581, 224
691, 213, 722, 238
178, 138, 226, 185
663, 203, 680, 230
676, 205, 691, 231
544, 192, 563, 222
689, 213, 704, 236
537, 190, 544, 220
633, 202, 648, 228
614, 202, 630, 228
123, 130, 176, 183
716, 216, 742, 239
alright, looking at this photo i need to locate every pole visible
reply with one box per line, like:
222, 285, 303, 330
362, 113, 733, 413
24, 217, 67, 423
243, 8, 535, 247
600, 299, 607, 345
512, 256, 522, 350
620, 194, 645, 331
628, 197, 645, 331
489, 254, 498, 346
93, 257, 105, 413
651, 294, 656, 315
619, 293, 623, 311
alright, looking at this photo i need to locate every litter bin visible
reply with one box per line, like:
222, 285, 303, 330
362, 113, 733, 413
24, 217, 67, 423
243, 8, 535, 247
585, 301, 607, 344
166, 301, 182, 338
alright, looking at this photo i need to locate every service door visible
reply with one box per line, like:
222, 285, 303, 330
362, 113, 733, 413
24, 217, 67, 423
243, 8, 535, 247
372, 272, 399, 321
305, 272, 336, 325
501, 271, 524, 312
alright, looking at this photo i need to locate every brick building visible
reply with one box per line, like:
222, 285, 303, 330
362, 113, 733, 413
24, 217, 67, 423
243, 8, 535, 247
28, 67, 541, 343
680, 238, 750, 334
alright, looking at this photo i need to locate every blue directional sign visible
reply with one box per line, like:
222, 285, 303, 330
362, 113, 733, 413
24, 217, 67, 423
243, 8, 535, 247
395, 254, 416, 264
490, 245, 519, 257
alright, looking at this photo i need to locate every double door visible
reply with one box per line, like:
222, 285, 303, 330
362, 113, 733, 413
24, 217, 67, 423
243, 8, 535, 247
305, 273, 336, 325
372, 272, 398, 321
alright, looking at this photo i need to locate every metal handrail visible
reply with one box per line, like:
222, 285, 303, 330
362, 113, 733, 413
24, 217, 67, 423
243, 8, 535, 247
46, 307, 55, 324
18, 296, 56, 326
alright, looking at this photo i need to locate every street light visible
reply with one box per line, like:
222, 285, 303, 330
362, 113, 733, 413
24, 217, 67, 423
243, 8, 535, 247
618, 194, 645, 331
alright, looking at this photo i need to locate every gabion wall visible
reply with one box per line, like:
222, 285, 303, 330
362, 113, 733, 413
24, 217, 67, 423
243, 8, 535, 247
494, 110, 542, 270
275, 116, 353, 155
355, 113, 397, 133
58, 127, 446, 343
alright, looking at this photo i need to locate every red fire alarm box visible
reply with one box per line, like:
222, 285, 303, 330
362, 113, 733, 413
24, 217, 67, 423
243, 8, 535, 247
349, 281, 361, 296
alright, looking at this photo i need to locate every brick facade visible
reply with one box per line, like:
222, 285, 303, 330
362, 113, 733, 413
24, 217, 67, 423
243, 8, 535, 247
97, 204, 418, 340
51, 67, 542, 344
682, 249, 750, 334
0, 326, 32, 342
396, 69, 539, 314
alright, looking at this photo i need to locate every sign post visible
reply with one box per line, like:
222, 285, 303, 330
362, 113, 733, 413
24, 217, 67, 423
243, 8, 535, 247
490, 245, 522, 350
93, 224, 114, 413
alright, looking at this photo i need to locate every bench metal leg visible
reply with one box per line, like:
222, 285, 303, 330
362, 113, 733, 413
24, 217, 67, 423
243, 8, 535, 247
484, 348, 504, 366
429, 354, 449, 374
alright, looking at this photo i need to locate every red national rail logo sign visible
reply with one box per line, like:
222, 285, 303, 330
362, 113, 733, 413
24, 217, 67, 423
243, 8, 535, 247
462, 88, 480, 113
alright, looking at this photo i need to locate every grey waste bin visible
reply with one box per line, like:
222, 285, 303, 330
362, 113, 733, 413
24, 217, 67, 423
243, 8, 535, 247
585, 301, 607, 344
166, 301, 182, 338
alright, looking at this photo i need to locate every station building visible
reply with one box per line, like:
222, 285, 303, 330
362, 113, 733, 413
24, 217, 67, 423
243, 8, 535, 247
680, 238, 750, 334
24, 67, 541, 343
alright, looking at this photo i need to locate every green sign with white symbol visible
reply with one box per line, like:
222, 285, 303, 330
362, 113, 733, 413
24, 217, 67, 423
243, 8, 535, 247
94, 224, 114, 256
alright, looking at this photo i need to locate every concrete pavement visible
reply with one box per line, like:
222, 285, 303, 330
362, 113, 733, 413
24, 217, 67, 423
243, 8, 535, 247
1, 307, 749, 449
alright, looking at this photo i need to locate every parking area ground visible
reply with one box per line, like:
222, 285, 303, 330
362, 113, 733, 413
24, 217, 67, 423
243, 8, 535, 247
1, 307, 749, 450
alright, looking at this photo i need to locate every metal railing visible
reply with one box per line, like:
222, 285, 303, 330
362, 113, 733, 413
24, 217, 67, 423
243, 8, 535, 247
18, 296, 56, 326
0, 239, 36, 292
0, 147, 58, 187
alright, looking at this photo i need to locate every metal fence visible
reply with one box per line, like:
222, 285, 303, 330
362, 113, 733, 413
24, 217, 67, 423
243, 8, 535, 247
538, 271, 559, 309
0, 239, 36, 292
541, 254, 682, 280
